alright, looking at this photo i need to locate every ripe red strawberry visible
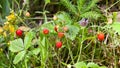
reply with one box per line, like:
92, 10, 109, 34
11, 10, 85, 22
63, 26, 68, 32
97, 33, 105, 41
58, 32, 64, 38
16, 29, 23, 37
56, 41, 62, 48
54, 25, 59, 32
43, 28, 49, 34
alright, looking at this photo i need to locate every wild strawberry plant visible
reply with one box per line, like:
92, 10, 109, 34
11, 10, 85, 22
0, 0, 120, 68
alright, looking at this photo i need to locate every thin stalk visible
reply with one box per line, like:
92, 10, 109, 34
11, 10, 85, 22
16, 15, 28, 26
105, 0, 108, 16
77, 28, 85, 62
19, 3, 26, 16
113, 34, 117, 68
12, 0, 14, 9
46, 38, 63, 67
66, 38, 75, 64
43, 12, 47, 23
92, 40, 96, 62
113, 47, 117, 68
105, 0, 120, 12
13, 0, 20, 10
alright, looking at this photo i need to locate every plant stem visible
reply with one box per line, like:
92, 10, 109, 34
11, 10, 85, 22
113, 47, 117, 68
77, 28, 85, 62
66, 38, 75, 64
105, 0, 120, 12
16, 15, 28, 26
92, 40, 96, 62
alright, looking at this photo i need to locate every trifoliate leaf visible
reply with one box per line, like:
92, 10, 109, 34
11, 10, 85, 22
13, 51, 26, 64
9, 38, 24, 52
110, 22, 120, 35
65, 25, 79, 40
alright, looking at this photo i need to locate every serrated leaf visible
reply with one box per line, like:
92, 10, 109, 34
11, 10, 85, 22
77, 0, 85, 12
84, 0, 98, 12
9, 38, 24, 52
32, 48, 40, 55
13, 51, 26, 64
74, 61, 87, 68
81, 11, 101, 20
87, 62, 99, 68
60, 0, 77, 15
110, 22, 120, 35
24, 31, 35, 50
56, 12, 72, 24
65, 25, 79, 40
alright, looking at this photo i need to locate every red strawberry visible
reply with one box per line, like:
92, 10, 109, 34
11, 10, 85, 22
54, 25, 59, 32
97, 32, 105, 41
43, 28, 49, 34
58, 32, 64, 38
56, 41, 62, 48
16, 29, 23, 37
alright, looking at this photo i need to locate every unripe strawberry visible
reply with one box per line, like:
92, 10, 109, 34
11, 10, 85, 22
63, 26, 68, 32
43, 28, 49, 34
53, 15, 58, 20
25, 12, 30, 17
56, 41, 62, 48
54, 25, 59, 32
58, 32, 64, 38
16, 29, 23, 37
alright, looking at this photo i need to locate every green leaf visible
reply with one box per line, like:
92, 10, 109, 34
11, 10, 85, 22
0, 0, 10, 18
24, 31, 35, 50
40, 37, 48, 61
110, 22, 120, 35
81, 11, 101, 20
77, 0, 85, 13
45, 0, 50, 5
74, 61, 87, 68
32, 48, 40, 55
13, 51, 26, 64
60, 0, 77, 15
65, 25, 79, 40
56, 12, 72, 24
9, 38, 24, 52
87, 62, 99, 68
84, 0, 98, 12
99, 66, 107, 68
38, 37, 48, 67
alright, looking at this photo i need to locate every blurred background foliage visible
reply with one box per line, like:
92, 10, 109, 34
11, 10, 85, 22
0, 0, 120, 67
0, 0, 120, 24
